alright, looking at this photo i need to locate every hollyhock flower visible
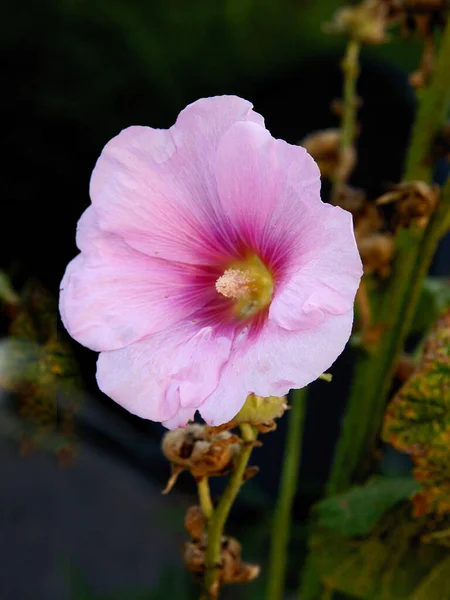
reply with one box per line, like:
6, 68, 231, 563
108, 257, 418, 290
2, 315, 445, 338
59, 96, 362, 428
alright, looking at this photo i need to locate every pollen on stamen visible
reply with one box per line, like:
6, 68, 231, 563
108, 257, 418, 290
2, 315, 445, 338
215, 269, 252, 300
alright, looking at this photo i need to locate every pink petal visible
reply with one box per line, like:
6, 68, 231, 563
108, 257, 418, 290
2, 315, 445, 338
214, 120, 322, 272
199, 312, 354, 426
90, 96, 264, 264
96, 326, 234, 423
59, 208, 207, 352
269, 205, 362, 331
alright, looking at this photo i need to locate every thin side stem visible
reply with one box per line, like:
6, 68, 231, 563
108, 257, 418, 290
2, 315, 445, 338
203, 424, 257, 598
340, 39, 360, 155
266, 388, 307, 600
197, 477, 214, 520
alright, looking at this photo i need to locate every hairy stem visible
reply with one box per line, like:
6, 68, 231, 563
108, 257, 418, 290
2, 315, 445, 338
202, 424, 257, 598
266, 388, 307, 600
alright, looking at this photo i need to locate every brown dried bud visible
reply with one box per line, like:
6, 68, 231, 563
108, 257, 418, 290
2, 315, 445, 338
395, 353, 417, 382
162, 424, 240, 493
409, 34, 435, 88
185, 505, 206, 540
430, 122, 450, 162
376, 181, 440, 228
221, 537, 260, 585
330, 97, 363, 118
398, 0, 449, 36
300, 129, 356, 181
356, 232, 396, 278
183, 540, 206, 575
183, 535, 260, 591
325, 0, 390, 44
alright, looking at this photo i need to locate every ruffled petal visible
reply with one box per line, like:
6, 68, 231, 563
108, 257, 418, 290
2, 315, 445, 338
269, 205, 362, 331
199, 312, 353, 426
90, 96, 264, 264
96, 325, 234, 423
59, 208, 207, 352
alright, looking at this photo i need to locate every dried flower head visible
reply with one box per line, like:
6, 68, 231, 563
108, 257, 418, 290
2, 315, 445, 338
325, 0, 390, 44
376, 181, 440, 228
60, 96, 362, 428
162, 424, 240, 492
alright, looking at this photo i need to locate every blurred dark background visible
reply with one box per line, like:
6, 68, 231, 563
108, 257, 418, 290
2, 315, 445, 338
1, 1, 441, 599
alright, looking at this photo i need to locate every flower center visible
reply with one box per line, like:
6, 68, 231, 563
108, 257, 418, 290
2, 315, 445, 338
215, 254, 273, 319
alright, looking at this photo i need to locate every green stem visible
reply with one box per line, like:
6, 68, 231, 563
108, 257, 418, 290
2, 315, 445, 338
197, 477, 214, 520
203, 424, 257, 598
266, 388, 307, 600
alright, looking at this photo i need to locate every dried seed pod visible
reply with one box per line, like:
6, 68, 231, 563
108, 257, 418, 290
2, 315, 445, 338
162, 424, 240, 493
185, 505, 206, 540
376, 181, 440, 228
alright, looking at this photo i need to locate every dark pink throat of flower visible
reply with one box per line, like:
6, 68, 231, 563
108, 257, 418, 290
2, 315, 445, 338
215, 253, 274, 320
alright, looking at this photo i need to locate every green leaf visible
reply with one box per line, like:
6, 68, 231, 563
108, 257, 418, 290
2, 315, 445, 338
314, 476, 420, 537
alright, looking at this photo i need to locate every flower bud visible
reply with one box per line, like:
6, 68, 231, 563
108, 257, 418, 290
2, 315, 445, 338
185, 505, 206, 540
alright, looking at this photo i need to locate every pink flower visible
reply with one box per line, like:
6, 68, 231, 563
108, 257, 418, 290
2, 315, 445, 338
59, 96, 362, 428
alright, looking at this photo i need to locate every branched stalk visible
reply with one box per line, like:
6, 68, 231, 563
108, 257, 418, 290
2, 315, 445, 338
327, 15, 450, 494
202, 423, 257, 599
266, 388, 307, 600
298, 16, 450, 600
